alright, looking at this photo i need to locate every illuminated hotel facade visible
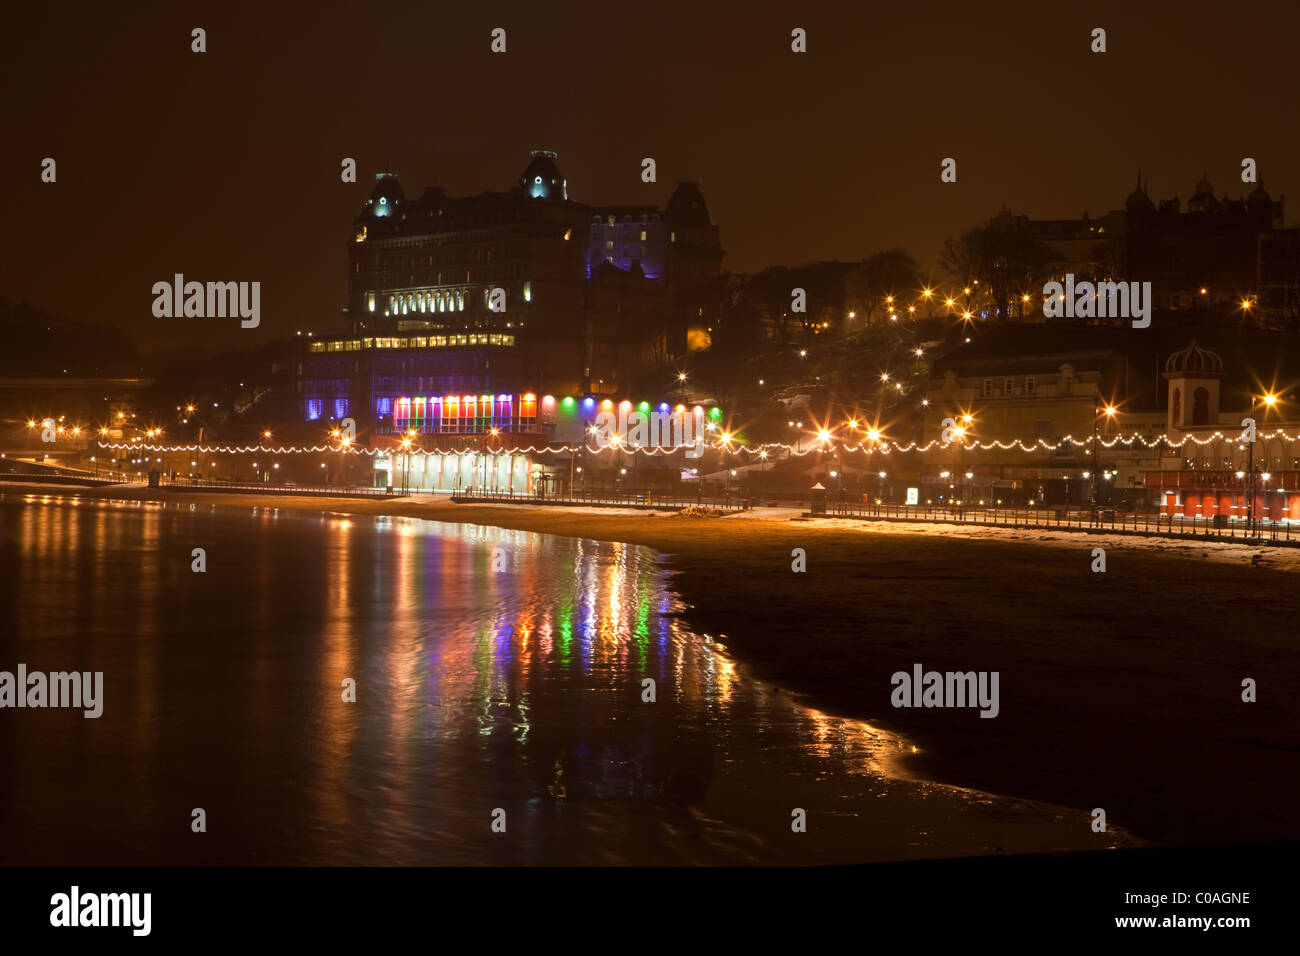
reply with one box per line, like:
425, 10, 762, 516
295, 148, 721, 424
293, 149, 723, 491
370, 395, 717, 494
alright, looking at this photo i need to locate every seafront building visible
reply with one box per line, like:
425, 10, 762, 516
915, 329, 1300, 520
291, 149, 724, 492
290, 149, 725, 492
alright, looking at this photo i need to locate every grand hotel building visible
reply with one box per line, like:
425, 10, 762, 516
294, 150, 723, 491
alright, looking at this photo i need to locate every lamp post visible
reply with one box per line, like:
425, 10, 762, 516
1092, 401, 1117, 522
1246, 393, 1278, 535
952, 415, 972, 515
400, 436, 412, 495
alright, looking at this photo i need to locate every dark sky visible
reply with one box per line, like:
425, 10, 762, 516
4, 0, 1298, 353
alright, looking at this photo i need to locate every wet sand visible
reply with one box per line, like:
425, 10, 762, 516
5, 482, 1297, 848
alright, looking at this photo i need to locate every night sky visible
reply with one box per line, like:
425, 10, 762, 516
4, 0, 1298, 353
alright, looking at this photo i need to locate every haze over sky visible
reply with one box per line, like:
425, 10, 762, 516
4, 0, 1297, 352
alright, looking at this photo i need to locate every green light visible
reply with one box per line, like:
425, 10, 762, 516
710, 407, 722, 419
562, 396, 575, 407
638, 401, 650, 411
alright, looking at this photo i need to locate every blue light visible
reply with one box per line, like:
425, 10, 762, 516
582, 397, 595, 408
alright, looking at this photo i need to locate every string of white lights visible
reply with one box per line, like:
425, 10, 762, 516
98, 428, 1300, 459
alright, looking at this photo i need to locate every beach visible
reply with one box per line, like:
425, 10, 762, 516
5, 481, 1297, 848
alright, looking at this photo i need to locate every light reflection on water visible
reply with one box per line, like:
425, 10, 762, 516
0, 495, 1133, 865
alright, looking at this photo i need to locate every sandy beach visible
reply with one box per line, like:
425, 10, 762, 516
5, 480, 1297, 848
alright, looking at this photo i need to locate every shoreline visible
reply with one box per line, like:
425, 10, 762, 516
5, 481, 1298, 848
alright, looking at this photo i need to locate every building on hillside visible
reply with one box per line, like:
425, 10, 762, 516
918, 329, 1165, 506
985, 174, 1294, 318
303, 149, 722, 421
907, 329, 1300, 518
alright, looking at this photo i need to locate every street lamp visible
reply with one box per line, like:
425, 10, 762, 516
1092, 402, 1117, 521
1245, 393, 1279, 533
400, 436, 412, 495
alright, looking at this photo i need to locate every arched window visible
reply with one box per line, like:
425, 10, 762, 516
1172, 388, 1181, 424
1193, 387, 1209, 426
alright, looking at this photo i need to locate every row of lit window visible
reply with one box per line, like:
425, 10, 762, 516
306, 399, 348, 421
373, 284, 532, 316
310, 334, 515, 353
390, 289, 467, 314
395, 395, 539, 420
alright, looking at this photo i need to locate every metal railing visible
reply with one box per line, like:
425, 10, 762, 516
452, 488, 751, 511
0, 461, 127, 485
159, 476, 400, 498
820, 500, 1296, 543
